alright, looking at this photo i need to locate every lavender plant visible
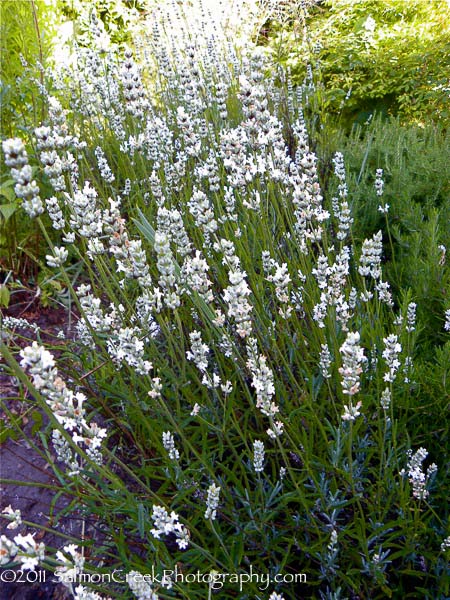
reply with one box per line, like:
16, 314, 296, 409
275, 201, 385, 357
1, 3, 448, 599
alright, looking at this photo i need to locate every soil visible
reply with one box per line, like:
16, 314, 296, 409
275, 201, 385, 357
1, 294, 81, 599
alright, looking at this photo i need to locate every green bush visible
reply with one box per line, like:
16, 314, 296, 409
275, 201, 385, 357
1, 4, 449, 600
265, 0, 450, 126
315, 117, 450, 455
0, 0, 61, 287
0, 0, 58, 137
317, 116, 450, 345
59, 0, 151, 49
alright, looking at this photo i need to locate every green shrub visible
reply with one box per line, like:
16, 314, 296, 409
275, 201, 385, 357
1, 4, 449, 600
0, 0, 62, 288
265, 0, 450, 126
0, 0, 58, 137
318, 117, 450, 352
58, 0, 151, 49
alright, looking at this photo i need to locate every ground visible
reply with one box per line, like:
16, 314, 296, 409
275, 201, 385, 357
1, 296, 80, 599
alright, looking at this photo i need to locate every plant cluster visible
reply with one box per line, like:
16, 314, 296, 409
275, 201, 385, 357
1, 2, 449, 600
0, 0, 63, 293
264, 0, 450, 126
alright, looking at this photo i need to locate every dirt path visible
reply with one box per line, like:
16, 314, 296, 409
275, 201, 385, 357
1, 299, 79, 599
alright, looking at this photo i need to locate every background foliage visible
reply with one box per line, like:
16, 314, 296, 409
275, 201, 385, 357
265, 0, 450, 126
0, 0, 59, 290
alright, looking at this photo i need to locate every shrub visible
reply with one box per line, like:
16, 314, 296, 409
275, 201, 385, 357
0, 0, 61, 290
316, 116, 450, 354
0, 0, 59, 137
1, 3, 449, 600
264, 0, 450, 126
58, 0, 150, 49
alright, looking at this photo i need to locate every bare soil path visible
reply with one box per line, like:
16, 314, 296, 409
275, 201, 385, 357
1, 298, 79, 599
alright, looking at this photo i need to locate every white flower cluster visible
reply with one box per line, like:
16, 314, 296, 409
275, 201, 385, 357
95, 146, 115, 183
46, 245, 68, 268
181, 251, 214, 302
54, 543, 85, 584
1, 505, 22, 529
319, 344, 332, 379
376, 280, 393, 307
332, 151, 347, 201
186, 330, 210, 372
219, 127, 249, 186
20, 342, 107, 474
34, 96, 87, 192
154, 231, 180, 309
176, 106, 202, 157
380, 387, 391, 411
114, 239, 150, 282
375, 168, 389, 214
250, 354, 278, 417
120, 49, 149, 118
2, 138, 44, 218
34, 96, 84, 193
162, 431, 180, 461
45, 196, 65, 230
0, 533, 45, 571
195, 149, 221, 192
72, 585, 111, 600
128, 570, 159, 600
76, 284, 124, 344
312, 249, 353, 329
1, 316, 40, 333
104, 200, 151, 283
106, 327, 153, 375
65, 181, 102, 239
375, 169, 384, 196
359, 231, 383, 280
253, 440, 265, 473
238, 71, 270, 131
401, 447, 437, 500
337, 199, 353, 241
339, 332, 366, 422
339, 332, 366, 396
341, 401, 362, 422
262, 252, 293, 318
332, 151, 353, 240
290, 123, 329, 249
328, 529, 338, 554
406, 302, 417, 332
313, 255, 330, 290
445, 308, 450, 331
440, 535, 450, 552
213, 80, 229, 119
382, 334, 402, 383
326, 247, 353, 330
247, 339, 283, 438
150, 505, 189, 550
223, 267, 253, 338
204, 483, 221, 520
157, 206, 191, 257
188, 188, 218, 235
